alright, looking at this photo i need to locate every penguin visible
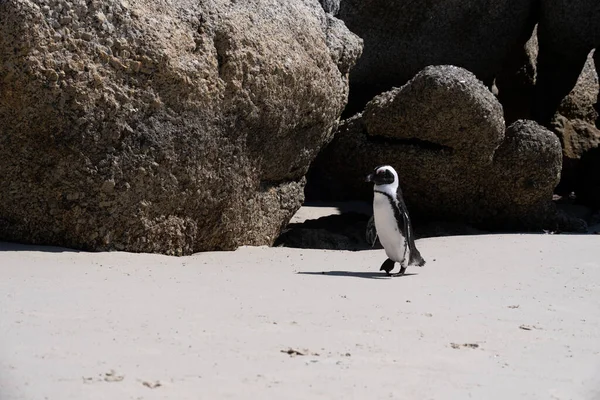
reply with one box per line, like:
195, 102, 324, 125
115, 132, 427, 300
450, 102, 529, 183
365, 165, 425, 276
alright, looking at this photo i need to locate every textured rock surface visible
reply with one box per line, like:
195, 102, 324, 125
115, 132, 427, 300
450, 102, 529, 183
497, 25, 600, 194
552, 52, 600, 193
490, 120, 564, 226
362, 66, 505, 164
319, 0, 340, 14
336, 0, 537, 112
552, 52, 600, 156
0, 0, 362, 254
505, 32, 600, 160
308, 66, 573, 231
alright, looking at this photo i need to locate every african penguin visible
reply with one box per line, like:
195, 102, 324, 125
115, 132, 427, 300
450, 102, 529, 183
365, 165, 425, 276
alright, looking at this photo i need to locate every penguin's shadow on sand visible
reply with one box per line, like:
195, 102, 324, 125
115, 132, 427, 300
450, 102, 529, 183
297, 271, 417, 280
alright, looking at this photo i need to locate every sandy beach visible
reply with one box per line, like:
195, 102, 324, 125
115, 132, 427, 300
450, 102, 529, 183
2, 0, 600, 398
1, 232, 599, 400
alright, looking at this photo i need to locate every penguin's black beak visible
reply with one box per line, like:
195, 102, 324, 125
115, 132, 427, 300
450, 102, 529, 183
365, 173, 374, 183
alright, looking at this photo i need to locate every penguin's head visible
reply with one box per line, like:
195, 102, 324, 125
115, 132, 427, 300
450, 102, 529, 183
366, 165, 398, 187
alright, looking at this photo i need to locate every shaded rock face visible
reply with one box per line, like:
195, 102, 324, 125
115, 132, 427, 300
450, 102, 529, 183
0, 0, 362, 254
495, 26, 540, 124
319, 0, 340, 15
497, 25, 600, 195
552, 52, 600, 193
336, 0, 537, 113
575, 147, 600, 209
533, 0, 600, 126
308, 66, 570, 231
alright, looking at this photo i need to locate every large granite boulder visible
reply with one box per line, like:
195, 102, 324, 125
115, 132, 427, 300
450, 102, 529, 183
308, 66, 574, 231
334, 0, 537, 113
0, 0, 362, 254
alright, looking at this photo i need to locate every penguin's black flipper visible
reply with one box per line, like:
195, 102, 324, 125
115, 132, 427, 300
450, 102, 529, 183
396, 186, 426, 267
366, 215, 378, 248
379, 258, 395, 275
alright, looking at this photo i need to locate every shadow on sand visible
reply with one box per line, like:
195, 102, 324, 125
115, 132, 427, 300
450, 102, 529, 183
297, 271, 418, 280
0, 241, 80, 253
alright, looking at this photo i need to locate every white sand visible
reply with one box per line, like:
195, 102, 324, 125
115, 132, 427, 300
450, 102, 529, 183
1, 234, 600, 399
289, 201, 371, 223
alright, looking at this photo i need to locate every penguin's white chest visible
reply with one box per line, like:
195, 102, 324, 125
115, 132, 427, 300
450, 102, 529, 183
373, 192, 407, 263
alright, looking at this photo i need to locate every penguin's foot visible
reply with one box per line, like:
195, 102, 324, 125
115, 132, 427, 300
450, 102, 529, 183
379, 258, 395, 276
393, 266, 407, 277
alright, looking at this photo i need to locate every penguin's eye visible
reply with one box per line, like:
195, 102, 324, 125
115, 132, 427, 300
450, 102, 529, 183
385, 170, 394, 182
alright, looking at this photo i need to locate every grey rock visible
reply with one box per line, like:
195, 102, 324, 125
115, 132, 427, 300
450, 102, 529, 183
533, 0, 600, 125
363, 66, 505, 164
319, 0, 340, 15
552, 51, 600, 190
490, 119, 563, 227
336, 0, 537, 112
324, 14, 363, 75
0, 0, 362, 254
308, 66, 573, 231
497, 26, 600, 195
557, 51, 599, 123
